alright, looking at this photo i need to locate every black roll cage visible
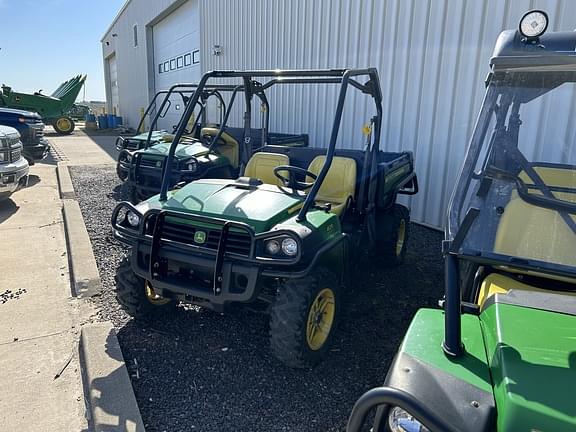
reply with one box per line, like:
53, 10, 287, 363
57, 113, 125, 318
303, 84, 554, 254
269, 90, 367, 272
142, 83, 272, 154
158, 69, 383, 224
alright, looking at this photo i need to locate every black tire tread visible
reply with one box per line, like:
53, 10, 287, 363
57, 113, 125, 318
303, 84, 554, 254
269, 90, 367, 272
375, 203, 410, 267
270, 268, 339, 368
114, 255, 175, 319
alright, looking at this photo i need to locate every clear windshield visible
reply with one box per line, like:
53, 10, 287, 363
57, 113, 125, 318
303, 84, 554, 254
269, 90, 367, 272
449, 70, 576, 275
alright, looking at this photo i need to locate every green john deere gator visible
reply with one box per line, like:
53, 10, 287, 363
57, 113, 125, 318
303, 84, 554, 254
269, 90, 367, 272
0, 75, 86, 135
120, 83, 308, 202
347, 10, 576, 432
111, 69, 418, 368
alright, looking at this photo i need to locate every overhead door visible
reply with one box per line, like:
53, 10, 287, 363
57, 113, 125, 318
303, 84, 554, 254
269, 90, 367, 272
108, 54, 119, 116
153, 0, 201, 131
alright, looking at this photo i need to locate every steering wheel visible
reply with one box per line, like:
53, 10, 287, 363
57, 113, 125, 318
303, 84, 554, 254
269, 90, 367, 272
273, 165, 317, 190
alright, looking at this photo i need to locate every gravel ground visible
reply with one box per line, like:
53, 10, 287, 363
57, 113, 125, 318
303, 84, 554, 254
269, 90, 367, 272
70, 165, 444, 432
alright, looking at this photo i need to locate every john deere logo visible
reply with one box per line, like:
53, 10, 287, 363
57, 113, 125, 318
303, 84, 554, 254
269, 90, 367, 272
194, 231, 207, 244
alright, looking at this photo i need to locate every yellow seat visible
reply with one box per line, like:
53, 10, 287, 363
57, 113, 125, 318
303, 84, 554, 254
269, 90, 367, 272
494, 165, 576, 269
306, 155, 357, 216
201, 127, 239, 168
476, 273, 576, 307
244, 152, 290, 186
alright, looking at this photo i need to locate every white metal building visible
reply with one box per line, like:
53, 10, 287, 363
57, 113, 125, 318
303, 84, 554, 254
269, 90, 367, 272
102, 0, 576, 228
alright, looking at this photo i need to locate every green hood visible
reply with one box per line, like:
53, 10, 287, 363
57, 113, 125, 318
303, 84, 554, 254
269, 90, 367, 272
130, 130, 171, 143
480, 291, 576, 431
146, 179, 303, 233
143, 141, 210, 160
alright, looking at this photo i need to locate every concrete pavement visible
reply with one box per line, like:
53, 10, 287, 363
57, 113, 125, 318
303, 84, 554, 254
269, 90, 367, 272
0, 164, 93, 431
0, 128, 143, 431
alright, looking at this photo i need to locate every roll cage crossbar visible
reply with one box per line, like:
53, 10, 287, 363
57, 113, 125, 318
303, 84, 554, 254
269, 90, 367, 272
158, 69, 383, 224
142, 84, 238, 150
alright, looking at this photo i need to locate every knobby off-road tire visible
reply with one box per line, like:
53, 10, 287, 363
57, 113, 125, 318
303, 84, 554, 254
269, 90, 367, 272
115, 255, 176, 320
270, 268, 341, 368
374, 203, 410, 267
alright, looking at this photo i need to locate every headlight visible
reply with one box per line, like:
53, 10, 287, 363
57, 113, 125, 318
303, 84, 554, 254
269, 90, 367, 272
0, 138, 7, 149
281, 237, 298, 256
183, 158, 198, 172
126, 211, 141, 227
265, 239, 281, 255
0, 151, 6, 162
388, 407, 430, 432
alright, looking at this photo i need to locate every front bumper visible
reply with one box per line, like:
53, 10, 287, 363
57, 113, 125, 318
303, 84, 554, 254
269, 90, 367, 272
22, 138, 50, 162
0, 158, 29, 200
111, 205, 332, 306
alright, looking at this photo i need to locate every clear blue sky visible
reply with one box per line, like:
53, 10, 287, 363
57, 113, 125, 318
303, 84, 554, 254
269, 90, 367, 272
0, 0, 125, 101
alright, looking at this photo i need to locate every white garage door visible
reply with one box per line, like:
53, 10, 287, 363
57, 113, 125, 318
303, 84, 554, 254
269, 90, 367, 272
108, 54, 119, 115
153, 0, 201, 131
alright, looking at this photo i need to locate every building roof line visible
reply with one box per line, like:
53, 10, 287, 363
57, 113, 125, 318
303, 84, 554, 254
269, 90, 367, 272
101, 0, 133, 42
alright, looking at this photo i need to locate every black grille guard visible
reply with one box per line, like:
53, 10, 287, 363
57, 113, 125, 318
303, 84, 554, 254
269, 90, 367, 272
112, 203, 303, 295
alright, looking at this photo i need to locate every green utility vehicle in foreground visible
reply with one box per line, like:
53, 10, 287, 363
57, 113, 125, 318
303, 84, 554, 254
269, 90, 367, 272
112, 69, 418, 367
0, 75, 86, 135
348, 11, 576, 432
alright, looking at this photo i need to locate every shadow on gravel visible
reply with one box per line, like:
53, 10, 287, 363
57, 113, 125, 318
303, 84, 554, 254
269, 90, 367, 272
0, 199, 19, 224
114, 225, 443, 432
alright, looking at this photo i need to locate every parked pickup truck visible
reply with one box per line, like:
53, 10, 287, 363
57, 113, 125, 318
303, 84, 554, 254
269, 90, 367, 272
0, 125, 29, 201
0, 108, 50, 164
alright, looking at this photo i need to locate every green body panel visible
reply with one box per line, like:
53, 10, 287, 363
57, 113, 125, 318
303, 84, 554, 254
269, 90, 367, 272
146, 179, 304, 233
400, 309, 492, 393
480, 301, 576, 431
130, 130, 171, 144
381, 164, 411, 195
0, 75, 86, 120
138, 141, 229, 165
142, 179, 341, 236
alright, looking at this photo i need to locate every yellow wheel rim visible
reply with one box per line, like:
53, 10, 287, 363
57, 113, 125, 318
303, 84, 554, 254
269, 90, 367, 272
396, 219, 406, 257
306, 288, 336, 351
56, 117, 72, 131
145, 282, 171, 306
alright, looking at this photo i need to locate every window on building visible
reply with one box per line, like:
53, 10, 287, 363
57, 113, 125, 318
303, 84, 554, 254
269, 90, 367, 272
158, 63, 163, 74
177, 56, 183, 68
193, 50, 200, 64
133, 24, 138, 47
170, 59, 176, 70
164, 61, 169, 71
184, 53, 191, 66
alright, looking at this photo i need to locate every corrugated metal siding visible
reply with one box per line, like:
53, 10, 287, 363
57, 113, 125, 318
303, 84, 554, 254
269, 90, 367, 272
199, 0, 576, 228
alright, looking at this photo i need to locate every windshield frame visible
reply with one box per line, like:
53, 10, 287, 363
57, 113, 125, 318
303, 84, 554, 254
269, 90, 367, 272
447, 69, 576, 279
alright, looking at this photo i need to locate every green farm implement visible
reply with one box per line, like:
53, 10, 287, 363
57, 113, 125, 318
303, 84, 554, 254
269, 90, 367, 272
0, 75, 86, 134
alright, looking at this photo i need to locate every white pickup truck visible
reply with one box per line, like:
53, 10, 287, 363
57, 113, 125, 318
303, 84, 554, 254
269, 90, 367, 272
0, 125, 29, 201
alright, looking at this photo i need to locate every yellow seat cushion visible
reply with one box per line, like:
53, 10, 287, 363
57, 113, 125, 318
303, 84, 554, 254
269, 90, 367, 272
306, 156, 357, 216
476, 272, 575, 307
494, 166, 576, 269
244, 152, 289, 186
201, 127, 239, 167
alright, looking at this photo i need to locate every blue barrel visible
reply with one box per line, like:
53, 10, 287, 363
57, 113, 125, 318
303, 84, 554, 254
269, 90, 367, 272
85, 113, 96, 122
97, 115, 108, 129
115, 116, 123, 126
107, 114, 116, 128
